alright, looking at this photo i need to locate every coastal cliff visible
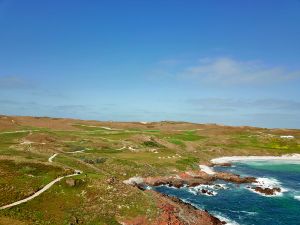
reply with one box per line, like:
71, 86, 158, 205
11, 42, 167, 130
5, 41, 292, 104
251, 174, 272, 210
122, 190, 225, 225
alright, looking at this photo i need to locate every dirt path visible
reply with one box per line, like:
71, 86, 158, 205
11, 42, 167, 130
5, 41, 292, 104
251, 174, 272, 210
66, 149, 86, 154
0, 151, 85, 210
0, 130, 39, 135
48, 153, 58, 163
0, 146, 102, 210
0, 171, 82, 210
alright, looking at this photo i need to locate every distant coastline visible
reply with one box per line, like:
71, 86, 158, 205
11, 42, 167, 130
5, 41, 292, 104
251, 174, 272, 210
211, 154, 300, 164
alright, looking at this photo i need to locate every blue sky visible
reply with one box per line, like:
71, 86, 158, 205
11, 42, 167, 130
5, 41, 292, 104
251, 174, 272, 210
0, 0, 300, 128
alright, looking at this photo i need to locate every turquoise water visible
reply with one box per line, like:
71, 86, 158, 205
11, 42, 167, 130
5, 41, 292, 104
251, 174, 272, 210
154, 161, 300, 225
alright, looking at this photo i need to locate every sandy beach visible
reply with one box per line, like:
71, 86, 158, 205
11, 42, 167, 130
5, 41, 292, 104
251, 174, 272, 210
211, 154, 300, 164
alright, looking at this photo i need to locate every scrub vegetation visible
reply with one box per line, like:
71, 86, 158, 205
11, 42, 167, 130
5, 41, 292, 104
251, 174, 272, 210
0, 115, 299, 224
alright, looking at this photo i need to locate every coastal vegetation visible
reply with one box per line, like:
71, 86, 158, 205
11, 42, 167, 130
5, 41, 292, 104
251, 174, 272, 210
0, 115, 299, 224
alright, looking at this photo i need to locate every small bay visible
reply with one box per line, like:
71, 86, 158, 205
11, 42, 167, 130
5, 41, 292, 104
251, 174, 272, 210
154, 161, 300, 225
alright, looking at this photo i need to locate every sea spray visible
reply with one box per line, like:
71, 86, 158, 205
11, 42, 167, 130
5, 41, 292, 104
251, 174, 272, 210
155, 161, 300, 225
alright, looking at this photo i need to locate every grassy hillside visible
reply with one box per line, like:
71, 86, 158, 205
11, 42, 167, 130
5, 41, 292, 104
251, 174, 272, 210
0, 115, 299, 224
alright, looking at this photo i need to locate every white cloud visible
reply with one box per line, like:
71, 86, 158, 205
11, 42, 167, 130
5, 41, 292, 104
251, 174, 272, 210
180, 57, 300, 85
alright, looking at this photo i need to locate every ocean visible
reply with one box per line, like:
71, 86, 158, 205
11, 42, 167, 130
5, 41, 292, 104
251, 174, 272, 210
154, 161, 300, 225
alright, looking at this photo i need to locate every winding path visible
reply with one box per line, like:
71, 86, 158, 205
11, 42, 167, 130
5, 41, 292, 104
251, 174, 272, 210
66, 149, 86, 154
0, 130, 39, 135
0, 150, 86, 210
48, 149, 87, 163
0, 170, 82, 210
48, 153, 58, 162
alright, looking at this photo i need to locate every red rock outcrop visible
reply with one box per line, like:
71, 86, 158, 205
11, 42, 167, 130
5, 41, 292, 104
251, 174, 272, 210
143, 170, 256, 189
123, 166, 256, 225
121, 191, 225, 225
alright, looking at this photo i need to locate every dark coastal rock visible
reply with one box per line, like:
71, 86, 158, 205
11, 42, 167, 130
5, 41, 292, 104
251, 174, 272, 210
252, 186, 281, 195
201, 189, 207, 194
134, 183, 147, 191
200, 189, 214, 196
123, 164, 263, 225
125, 167, 261, 224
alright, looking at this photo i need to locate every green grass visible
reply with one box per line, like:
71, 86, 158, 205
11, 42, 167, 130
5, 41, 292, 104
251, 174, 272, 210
167, 138, 185, 146
230, 133, 300, 153
0, 120, 299, 224
143, 130, 160, 133
175, 156, 199, 170
162, 130, 205, 142
142, 141, 161, 148
0, 160, 66, 206
0, 132, 28, 148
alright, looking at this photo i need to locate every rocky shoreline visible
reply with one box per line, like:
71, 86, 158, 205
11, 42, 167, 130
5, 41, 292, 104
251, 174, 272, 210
121, 190, 225, 225
123, 162, 285, 224
126, 166, 256, 190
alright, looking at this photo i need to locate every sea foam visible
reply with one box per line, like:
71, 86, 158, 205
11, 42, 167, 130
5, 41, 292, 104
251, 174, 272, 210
188, 183, 229, 196
213, 212, 240, 225
247, 177, 288, 197
294, 195, 300, 201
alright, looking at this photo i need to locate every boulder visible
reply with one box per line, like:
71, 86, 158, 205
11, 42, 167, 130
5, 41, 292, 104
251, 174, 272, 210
66, 178, 76, 187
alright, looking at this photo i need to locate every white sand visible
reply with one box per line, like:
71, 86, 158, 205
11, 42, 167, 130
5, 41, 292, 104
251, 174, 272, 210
211, 154, 300, 164
199, 165, 215, 175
